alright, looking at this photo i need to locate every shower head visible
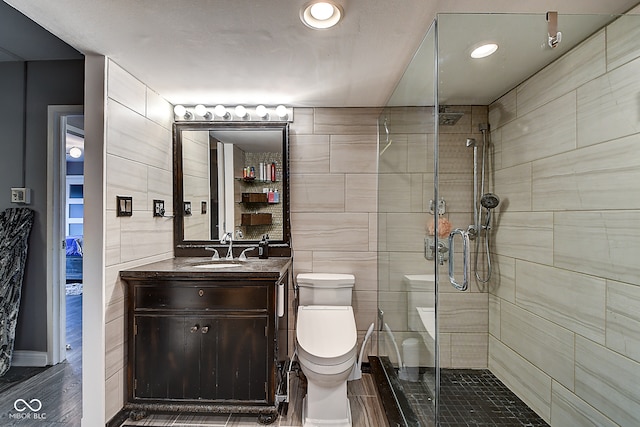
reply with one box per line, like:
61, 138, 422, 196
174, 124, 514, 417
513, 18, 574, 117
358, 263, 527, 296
466, 138, 477, 147
480, 193, 500, 209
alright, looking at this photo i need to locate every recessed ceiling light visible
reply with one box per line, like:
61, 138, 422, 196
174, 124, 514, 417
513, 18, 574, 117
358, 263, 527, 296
301, 1, 343, 29
471, 43, 498, 59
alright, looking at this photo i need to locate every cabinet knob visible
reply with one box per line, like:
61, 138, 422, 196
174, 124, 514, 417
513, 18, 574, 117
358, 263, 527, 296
198, 289, 204, 297
190, 324, 200, 333
201, 326, 209, 334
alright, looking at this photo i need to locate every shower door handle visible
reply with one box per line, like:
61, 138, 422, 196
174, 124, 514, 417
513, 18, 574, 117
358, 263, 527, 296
448, 228, 470, 291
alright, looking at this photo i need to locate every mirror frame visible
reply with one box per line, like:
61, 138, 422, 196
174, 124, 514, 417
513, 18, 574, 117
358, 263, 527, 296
173, 121, 291, 257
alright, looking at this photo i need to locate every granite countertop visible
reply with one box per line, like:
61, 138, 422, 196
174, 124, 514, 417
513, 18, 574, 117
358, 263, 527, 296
120, 256, 292, 281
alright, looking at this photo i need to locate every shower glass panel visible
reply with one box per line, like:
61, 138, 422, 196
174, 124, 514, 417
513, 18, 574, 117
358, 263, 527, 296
377, 21, 437, 426
378, 9, 640, 426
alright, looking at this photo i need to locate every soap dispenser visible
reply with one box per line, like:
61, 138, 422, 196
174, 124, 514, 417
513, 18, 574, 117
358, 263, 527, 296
259, 234, 269, 259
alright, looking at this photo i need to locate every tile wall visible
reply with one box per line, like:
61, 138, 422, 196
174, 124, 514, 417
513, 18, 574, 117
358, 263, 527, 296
488, 10, 640, 426
377, 105, 490, 369
288, 108, 381, 355
103, 60, 174, 421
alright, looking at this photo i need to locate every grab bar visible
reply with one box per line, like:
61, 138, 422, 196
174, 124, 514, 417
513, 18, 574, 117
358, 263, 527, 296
448, 228, 470, 291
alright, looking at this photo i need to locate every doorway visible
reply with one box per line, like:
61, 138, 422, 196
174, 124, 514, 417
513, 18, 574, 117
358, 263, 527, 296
47, 106, 84, 368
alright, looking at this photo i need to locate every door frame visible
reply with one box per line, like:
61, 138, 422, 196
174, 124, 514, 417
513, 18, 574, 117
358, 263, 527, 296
47, 105, 83, 365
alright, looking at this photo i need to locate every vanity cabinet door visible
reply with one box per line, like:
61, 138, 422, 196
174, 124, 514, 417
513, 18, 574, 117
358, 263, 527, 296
201, 316, 269, 401
134, 315, 201, 399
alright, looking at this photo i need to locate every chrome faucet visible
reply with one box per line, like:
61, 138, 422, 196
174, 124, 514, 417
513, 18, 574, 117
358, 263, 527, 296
221, 232, 234, 260
204, 246, 220, 260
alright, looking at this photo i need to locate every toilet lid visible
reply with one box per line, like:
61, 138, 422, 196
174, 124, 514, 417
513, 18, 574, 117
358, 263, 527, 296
297, 306, 357, 359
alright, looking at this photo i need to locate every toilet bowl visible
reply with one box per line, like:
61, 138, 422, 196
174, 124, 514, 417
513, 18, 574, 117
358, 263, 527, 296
296, 274, 357, 427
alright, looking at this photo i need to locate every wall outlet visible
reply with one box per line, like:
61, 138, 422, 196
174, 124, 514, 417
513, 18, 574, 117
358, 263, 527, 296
153, 199, 165, 217
11, 188, 31, 204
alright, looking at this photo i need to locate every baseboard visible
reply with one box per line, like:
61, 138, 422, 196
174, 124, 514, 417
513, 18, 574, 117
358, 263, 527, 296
11, 351, 49, 367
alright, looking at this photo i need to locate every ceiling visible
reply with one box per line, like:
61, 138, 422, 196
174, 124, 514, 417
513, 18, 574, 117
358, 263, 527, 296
2, 0, 639, 108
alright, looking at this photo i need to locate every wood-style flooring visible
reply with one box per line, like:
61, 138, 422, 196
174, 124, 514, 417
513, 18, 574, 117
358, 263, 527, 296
0, 295, 389, 427
0, 294, 83, 426
119, 372, 388, 427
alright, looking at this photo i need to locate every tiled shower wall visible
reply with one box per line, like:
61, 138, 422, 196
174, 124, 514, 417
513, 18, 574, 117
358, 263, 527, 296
488, 10, 640, 426
377, 105, 490, 369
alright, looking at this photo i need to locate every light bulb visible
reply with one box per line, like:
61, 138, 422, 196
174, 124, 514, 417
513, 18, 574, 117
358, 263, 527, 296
235, 105, 247, 118
310, 2, 334, 20
194, 104, 209, 117
275, 105, 288, 118
214, 105, 228, 118
471, 43, 498, 59
256, 105, 268, 118
69, 146, 82, 159
173, 104, 187, 117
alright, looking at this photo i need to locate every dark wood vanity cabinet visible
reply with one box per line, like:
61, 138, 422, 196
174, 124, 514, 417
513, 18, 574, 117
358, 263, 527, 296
120, 258, 291, 418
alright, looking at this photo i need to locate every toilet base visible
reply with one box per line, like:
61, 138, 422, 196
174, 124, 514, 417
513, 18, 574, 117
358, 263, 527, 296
302, 395, 352, 427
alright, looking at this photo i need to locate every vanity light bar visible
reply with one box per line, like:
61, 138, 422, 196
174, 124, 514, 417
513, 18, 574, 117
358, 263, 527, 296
173, 105, 293, 122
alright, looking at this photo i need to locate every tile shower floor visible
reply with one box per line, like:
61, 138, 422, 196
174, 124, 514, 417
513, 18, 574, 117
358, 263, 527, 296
402, 369, 550, 426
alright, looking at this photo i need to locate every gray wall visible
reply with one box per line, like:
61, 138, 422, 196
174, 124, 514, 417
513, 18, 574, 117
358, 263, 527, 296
0, 59, 84, 352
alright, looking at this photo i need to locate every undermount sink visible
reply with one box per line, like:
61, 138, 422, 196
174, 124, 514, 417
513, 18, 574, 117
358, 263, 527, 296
192, 262, 242, 269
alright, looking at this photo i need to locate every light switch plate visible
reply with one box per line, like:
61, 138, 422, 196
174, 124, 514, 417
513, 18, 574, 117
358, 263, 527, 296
11, 188, 31, 204
153, 199, 165, 217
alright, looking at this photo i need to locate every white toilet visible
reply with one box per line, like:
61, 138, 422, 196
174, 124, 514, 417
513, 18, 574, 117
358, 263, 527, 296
296, 273, 357, 427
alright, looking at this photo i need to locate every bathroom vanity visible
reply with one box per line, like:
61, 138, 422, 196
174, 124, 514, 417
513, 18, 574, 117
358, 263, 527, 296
120, 256, 291, 423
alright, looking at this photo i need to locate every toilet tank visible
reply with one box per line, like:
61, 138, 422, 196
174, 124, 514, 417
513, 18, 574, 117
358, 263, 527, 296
296, 273, 354, 306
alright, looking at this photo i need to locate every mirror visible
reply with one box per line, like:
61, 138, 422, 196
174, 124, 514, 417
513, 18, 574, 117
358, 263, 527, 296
174, 122, 290, 256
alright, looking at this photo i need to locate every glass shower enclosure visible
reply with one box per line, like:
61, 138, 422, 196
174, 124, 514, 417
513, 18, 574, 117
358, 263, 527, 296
377, 10, 640, 427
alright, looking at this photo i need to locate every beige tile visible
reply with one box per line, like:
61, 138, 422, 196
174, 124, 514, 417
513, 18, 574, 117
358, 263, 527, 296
606, 14, 640, 71
107, 99, 173, 171
501, 92, 577, 168
290, 173, 345, 212
314, 108, 380, 135
437, 173, 474, 214
107, 59, 146, 115
516, 30, 605, 117
450, 333, 488, 368
493, 212, 553, 265
494, 163, 531, 212
515, 260, 606, 344
438, 292, 488, 333
489, 90, 517, 129
489, 336, 552, 423
105, 316, 125, 379
378, 173, 413, 213
145, 87, 173, 130
407, 133, 432, 173
105, 367, 124, 422
383, 213, 429, 252
488, 254, 515, 302
147, 167, 173, 211
554, 211, 640, 286
312, 251, 377, 291
378, 290, 409, 332
290, 212, 370, 251
489, 294, 500, 339
384, 106, 435, 135
330, 134, 378, 174
292, 250, 313, 276
606, 280, 640, 363
551, 381, 617, 427
378, 133, 408, 173
289, 134, 330, 174
289, 107, 314, 135
345, 174, 377, 213
438, 333, 452, 368
182, 129, 210, 180
500, 301, 574, 390
437, 133, 474, 174
105, 213, 121, 266
119, 214, 174, 262
575, 335, 640, 426
106, 154, 148, 208
577, 56, 640, 147
533, 134, 640, 211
